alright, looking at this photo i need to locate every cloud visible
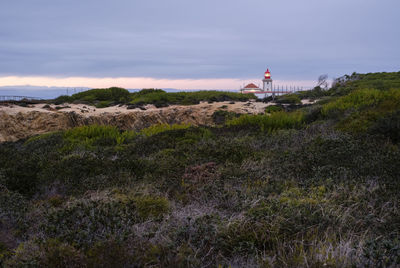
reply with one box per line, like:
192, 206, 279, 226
0, 0, 399, 82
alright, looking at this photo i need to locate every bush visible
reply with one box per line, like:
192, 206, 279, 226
135, 88, 166, 95
87, 240, 133, 267
0, 186, 27, 224
53, 95, 73, 105
42, 193, 170, 248
71, 87, 130, 103
362, 234, 400, 267
53, 87, 130, 105
130, 90, 255, 106
322, 89, 384, 116
0, 152, 41, 197
275, 94, 301, 104
63, 125, 136, 148
95, 100, 112, 108
321, 88, 400, 132
43, 153, 118, 194
329, 71, 400, 96
369, 110, 400, 143
134, 195, 170, 220
302, 105, 323, 123
226, 111, 304, 132
139, 123, 192, 137
296, 86, 330, 100
265, 105, 283, 114
5, 239, 85, 267
212, 110, 240, 125
53, 88, 255, 107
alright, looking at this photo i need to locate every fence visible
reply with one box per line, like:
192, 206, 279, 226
0, 96, 43, 102
241, 85, 313, 96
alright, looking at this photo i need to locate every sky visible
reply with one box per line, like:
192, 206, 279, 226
0, 0, 399, 94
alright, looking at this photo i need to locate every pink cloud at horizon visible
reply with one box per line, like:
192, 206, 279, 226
0, 76, 316, 90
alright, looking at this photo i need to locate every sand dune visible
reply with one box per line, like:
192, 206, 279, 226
0, 101, 272, 142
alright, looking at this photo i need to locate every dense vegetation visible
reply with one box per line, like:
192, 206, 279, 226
53, 88, 255, 108
1, 71, 400, 267
274, 71, 400, 105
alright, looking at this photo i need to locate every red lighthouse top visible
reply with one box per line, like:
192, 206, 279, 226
264, 69, 271, 79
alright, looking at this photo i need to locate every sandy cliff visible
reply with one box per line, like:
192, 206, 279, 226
0, 101, 269, 142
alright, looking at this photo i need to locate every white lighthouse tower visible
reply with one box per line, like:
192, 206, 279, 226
263, 69, 272, 91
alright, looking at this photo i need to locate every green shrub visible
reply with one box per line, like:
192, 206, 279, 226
25, 132, 59, 145
52, 87, 130, 105
63, 125, 136, 149
369, 110, 400, 143
322, 89, 384, 116
0, 186, 27, 221
265, 105, 283, 114
0, 153, 41, 197
39, 152, 127, 195
330, 71, 400, 96
275, 94, 301, 104
135, 88, 166, 95
95, 100, 112, 108
65, 125, 120, 142
81, 95, 97, 102
42, 193, 170, 248
362, 234, 400, 267
53, 95, 73, 105
297, 86, 330, 100
226, 111, 304, 132
54, 88, 255, 107
71, 87, 130, 102
87, 240, 133, 267
5, 239, 85, 267
130, 90, 255, 106
302, 104, 323, 123
190, 136, 254, 164
321, 88, 400, 132
218, 220, 275, 255
139, 123, 191, 137
133, 195, 170, 220
212, 110, 240, 125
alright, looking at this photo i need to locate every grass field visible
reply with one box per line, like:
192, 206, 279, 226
1, 71, 400, 267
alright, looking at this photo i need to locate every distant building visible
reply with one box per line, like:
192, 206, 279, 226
241, 69, 304, 98
241, 69, 273, 95
241, 83, 261, 93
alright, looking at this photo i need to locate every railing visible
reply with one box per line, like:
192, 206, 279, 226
241, 85, 314, 95
241, 90, 297, 94
0, 96, 43, 101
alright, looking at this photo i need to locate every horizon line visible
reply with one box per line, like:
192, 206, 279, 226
0, 76, 316, 90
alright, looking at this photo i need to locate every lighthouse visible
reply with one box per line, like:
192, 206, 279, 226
240, 68, 279, 97
263, 69, 273, 91
240, 68, 301, 97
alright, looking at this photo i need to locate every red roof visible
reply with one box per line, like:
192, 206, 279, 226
244, 83, 260, 89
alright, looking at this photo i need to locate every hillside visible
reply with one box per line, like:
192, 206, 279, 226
0, 71, 400, 267
53, 88, 256, 108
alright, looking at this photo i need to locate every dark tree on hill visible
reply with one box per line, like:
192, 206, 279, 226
316, 74, 329, 89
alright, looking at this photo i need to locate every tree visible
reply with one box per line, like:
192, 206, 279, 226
316, 74, 329, 89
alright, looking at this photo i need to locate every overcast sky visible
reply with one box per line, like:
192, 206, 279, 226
0, 0, 399, 90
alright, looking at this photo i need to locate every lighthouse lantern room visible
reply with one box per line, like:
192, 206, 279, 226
263, 69, 273, 91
